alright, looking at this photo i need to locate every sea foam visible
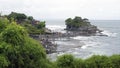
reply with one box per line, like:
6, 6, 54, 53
101, 30, 117, 37
71, 36, 92, 41
46, 25, 66, 33
71, 36, 101, 49
81, 41, 100, 49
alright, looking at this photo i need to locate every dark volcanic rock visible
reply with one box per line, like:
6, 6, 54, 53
40, 39, 57, 54
30, 35, 57, 54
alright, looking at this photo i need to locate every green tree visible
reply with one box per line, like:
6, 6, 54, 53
65, 18, 72, 25
0, 18, 9, 32
36, 21, 45, 29
65, 16, 92, 30
73, 16, 83, 23
28, 16, 34, 21
7, 12, 27, 22
0, 22, 49, 68
65, 18, 73, 29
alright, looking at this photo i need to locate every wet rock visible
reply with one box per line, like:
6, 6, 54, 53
40, 39, 57, 54
30, 35, 57, 54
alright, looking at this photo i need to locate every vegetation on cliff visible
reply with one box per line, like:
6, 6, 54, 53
65, 16, 98, 33
65, 17, 90, 27
3, 12, 46, 34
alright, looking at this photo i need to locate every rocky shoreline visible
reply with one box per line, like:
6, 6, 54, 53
30, 28, 107, 54
30, 16, 108, 54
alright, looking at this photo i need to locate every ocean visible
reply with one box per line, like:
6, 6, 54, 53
46, 20, 120, 60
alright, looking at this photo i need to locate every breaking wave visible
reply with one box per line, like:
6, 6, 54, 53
81, 41, 101, 49
46, 25, 66, 33
101, 30, 117, 37
71, 36, 101, 49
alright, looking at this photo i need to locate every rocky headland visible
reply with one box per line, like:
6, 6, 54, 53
65, 16, 103, 36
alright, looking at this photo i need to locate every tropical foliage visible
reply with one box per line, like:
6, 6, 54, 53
56, 54, 120, 68
0, 18, 50, 68
65, 16, 91, 29
7, 12, 27, 22
0, 18, 9, 32
5, 12, 46, 34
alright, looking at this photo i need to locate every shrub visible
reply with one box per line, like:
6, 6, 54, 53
0, 22, 49, 68
56, 54, 75, 68
85, 55, 111, 68
73, 58, 85, 68
109, 55, 120, 68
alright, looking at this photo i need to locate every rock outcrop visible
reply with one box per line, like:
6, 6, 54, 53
30, 34, 57, 54
65, 16, 101, 35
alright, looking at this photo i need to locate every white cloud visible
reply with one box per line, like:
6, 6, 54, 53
0, 0, 120, 20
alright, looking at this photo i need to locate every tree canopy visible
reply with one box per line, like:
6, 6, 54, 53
65, 16, 91, 29
4, 12, 46, 34
7, 12, 27, 22
27, 16, 34, 21
0, 18, 9, 32
0, 19, 49, 68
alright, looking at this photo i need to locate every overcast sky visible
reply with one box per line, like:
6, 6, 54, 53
0, 0, 120, 20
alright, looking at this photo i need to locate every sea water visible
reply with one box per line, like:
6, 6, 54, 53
46, 20, 120, 60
